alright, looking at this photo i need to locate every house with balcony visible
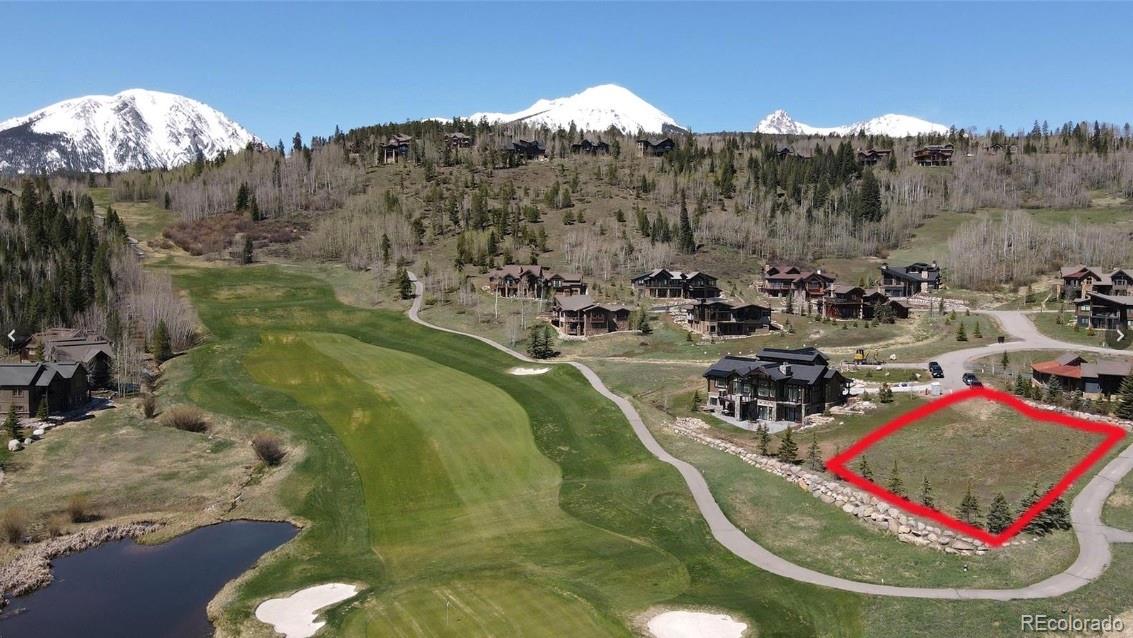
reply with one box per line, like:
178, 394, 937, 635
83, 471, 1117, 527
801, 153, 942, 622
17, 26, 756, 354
487, 265, 586, 298
913, 144, 954, 166
758, 264, 836, 299
570, 138, 610, 155
879, 262, 942, 297
631, 269, 720, 300
382, 134, 413, 164
0, 362, 90, 418
688, 299, 772, 337
1059, 265, 1133, 301
1074, 292, 1133, 331
550, 294, 631, 337
703, 348, 848, 424
857, 148, 893, 166
636, 137, 676, 157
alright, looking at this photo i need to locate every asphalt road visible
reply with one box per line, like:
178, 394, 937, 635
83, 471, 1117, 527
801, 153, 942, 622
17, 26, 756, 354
406, 276, 1133, 600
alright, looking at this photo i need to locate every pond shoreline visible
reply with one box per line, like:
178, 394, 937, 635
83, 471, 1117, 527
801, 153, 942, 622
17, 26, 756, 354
0, 519, 165, 603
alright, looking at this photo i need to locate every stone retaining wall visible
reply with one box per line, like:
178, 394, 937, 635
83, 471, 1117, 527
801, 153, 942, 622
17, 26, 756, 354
670, 417, 1042, 556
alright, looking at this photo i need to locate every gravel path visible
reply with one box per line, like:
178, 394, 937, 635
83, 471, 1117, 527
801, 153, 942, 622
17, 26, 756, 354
406, 276, 1133, 600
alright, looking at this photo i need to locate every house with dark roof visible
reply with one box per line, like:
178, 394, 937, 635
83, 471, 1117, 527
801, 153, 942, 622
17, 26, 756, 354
0, 362, 89, 418
37, 329, 113, 387
550, 294, 630, 337
775, 146, 812, 161
913, 144, 954, 166
631, 269, 720, 300
1031, 353, 1132, 396
636, 137, 675, 157
1059, 265, 1133, 301
1074, 292, 1133, 331
703, 348, 848, 423
444, 132, 473, 149
857, 148, 893, 166
758, 264, 835, 299
570, 138, 610, 156
688, 299, 772, 337
382, 134, 413, 164
879, 262, 942, 297
487, 265, 586, 298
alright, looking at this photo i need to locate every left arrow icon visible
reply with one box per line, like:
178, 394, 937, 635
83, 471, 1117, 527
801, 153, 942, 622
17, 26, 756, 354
7, 330, 14, 342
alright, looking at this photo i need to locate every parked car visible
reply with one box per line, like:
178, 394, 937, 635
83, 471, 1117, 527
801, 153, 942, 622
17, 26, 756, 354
928, 362, 944, 378
962, 372, 980, 386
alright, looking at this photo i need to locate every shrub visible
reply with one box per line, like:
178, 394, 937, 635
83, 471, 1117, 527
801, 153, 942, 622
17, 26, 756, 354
252, 433, 287, 466
67, 494, 91, 523
161, 405, 208, 432
141, 394, 158, 419
1, 508, 27, 544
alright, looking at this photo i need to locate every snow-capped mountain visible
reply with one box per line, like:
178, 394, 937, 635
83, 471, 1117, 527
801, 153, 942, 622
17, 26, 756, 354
0, 89, 256, 174
466, 84, 681, 134
755, 109, 950, 137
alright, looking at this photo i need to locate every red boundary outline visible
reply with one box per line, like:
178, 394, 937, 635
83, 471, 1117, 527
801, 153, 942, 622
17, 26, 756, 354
824, 386, 1126, 546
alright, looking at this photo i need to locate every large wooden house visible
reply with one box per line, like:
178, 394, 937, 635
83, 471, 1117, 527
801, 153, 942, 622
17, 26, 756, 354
444, 132, 473, 149
1031, 353, 1131, 397
776, 146, 812, 161
913, 144, 954, 166
879, 262, 942, 297
551, 294, 630, 337
487, 265, 586, 298
1058, 265, 1133, 301
636, 137, 675, 157
758, 264, 835, 299
36, 329, 113, 387
816, 286, 907, 321
688, 299, 772, 337
1074, 292, 1133, 331
570, 138, 610, 155
856, 148, 893, 166
703, 348, 848, 423
382, 134, 413, 164
0, 362, 90, 418
631, 269, 720, 300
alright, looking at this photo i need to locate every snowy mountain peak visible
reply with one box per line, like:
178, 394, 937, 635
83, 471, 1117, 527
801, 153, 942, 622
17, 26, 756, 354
0, 89, 256, 174
467, 84, 680, 134
755, 109, 949, 137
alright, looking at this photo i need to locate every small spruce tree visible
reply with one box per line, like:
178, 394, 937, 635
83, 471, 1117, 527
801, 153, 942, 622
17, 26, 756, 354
958, 483, 982, 528
152, 320, 172, 363
955, 321, 968, 342
919, 475, 936, 508
886, 460, 905, 498
805, 432, 823, 472
1115, 374, 1133, 419
777, 426, 799, 464
4, 406, 18, 441
857, 456, 874, 482
756, 424, 771, 456
986, 493, 1013, 534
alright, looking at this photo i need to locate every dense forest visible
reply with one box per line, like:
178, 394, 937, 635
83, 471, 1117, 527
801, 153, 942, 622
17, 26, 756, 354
0, 179, 196, 387
49, 117, 1133, 294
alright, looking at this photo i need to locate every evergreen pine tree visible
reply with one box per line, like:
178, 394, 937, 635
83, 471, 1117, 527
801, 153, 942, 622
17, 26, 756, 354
986, 493, 1013, 534
1013, 373, 1027, 396
381, 233, 392, 266
756, 424, 771, 456
1018, 483, 1044, 534
526, 324, 546, 360
152, 320, 172, 363
677, 193, 696, 254
777, 426, 799, 464
1115, 374, 1133, 419
920, 475, 936, 508
958, 484, 982, 527
956, 322, 968, 341
241, 236, 254, 265
36, 397, 48, 419
973, 321, 983, 339
805, 432, 823, 471
4, 406, 18, 441
886, 460, 905, 497
857, 456, 874, 481
396, 268, 413, 299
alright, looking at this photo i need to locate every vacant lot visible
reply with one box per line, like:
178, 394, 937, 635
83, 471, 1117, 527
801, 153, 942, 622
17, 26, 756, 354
850, 398, 1105, 517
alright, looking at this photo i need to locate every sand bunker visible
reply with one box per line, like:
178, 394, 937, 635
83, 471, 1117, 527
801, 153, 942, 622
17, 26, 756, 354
255, 583, 360, 638
509, 367, 550, 375
647, 610, 747, 638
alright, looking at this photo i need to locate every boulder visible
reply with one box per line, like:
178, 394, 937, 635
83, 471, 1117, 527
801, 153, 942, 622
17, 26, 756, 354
951, 540, 975, 551
31, 428, 45, 439
842, 503, 856, 514
7, 439, 21, 452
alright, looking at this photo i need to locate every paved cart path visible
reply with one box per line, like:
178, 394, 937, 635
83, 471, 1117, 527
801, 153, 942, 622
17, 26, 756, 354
407, 276, 1133, 600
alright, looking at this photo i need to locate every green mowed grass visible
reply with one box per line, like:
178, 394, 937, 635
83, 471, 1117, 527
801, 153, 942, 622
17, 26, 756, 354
174, 265, 864, 637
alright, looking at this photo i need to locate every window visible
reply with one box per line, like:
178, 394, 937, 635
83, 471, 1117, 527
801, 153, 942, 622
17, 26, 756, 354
785, 385, 804, 403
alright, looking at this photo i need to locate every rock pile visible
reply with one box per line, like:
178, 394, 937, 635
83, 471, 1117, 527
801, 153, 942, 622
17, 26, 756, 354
0, 520, 164, 600
670, 418, 1029, 556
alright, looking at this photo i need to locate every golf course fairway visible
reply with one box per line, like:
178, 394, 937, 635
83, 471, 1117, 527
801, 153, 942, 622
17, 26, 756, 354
174, 265, 863, 636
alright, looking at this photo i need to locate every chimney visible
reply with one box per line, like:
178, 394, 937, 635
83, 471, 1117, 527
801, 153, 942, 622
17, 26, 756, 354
779, 362, 792, 377
931, 260, 938, 270
816, 268, 822, 275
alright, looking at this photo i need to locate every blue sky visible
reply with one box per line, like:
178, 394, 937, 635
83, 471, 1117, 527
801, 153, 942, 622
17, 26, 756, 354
3, 2, 1132, 144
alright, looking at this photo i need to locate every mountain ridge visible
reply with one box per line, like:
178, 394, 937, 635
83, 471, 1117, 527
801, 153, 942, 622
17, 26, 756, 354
464, 84, 681, 134
0, 89, 256, 174
755, 109, 950, 137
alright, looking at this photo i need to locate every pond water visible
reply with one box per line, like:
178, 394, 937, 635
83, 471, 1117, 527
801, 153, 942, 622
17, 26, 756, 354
0, 520, 297, 638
